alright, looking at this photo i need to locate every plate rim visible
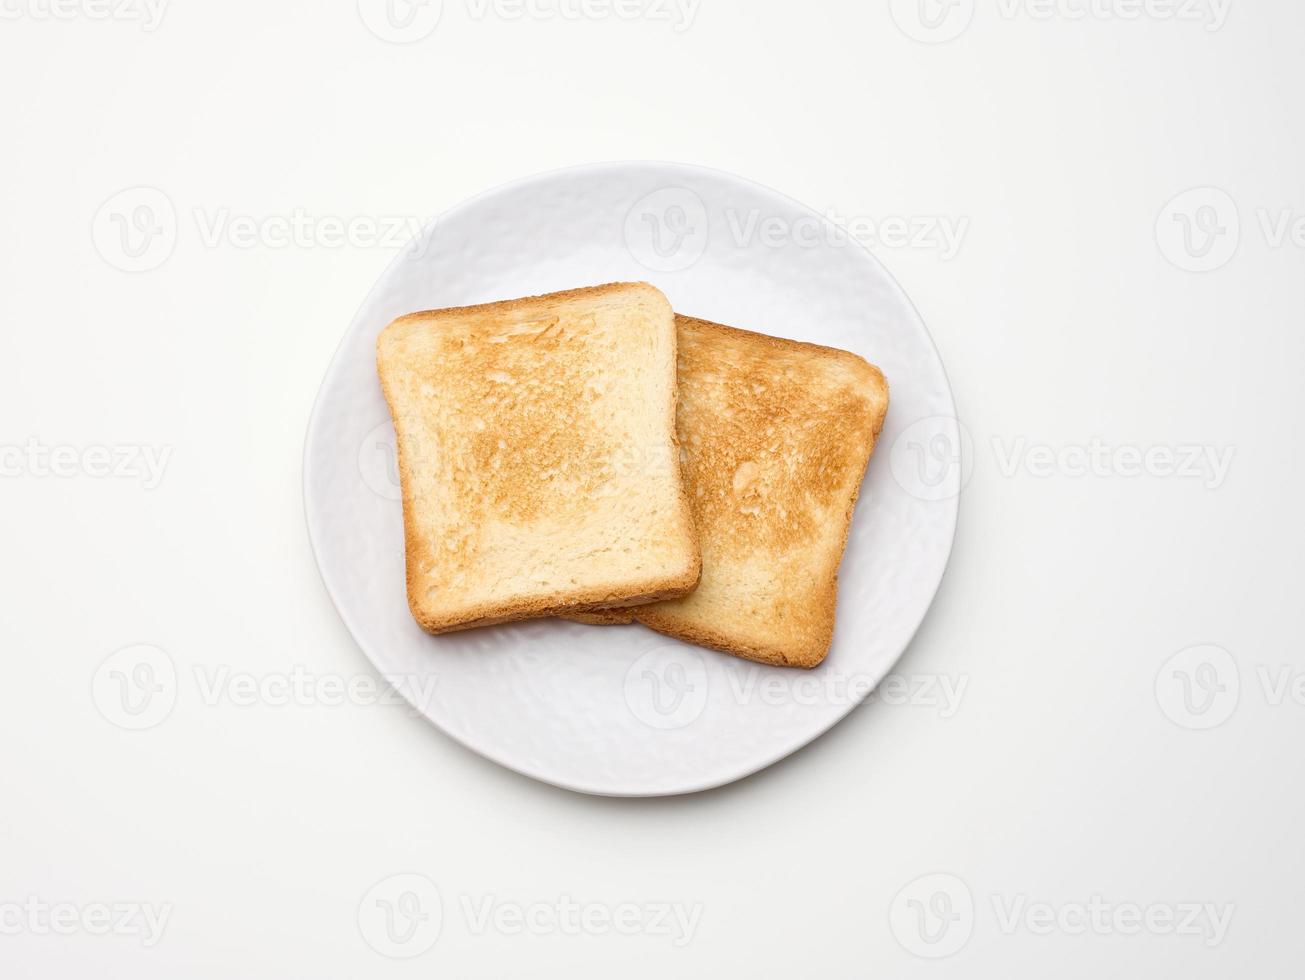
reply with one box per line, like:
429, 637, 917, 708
302, 159, 960, 797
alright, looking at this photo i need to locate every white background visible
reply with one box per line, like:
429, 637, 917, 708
2, 1, 1303, 976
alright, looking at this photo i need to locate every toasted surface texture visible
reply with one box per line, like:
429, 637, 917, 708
624, 316, 889, 668
376, 283, 700, 634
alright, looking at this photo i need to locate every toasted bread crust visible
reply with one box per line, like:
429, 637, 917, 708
382, 281, 665, 333
616, 315, 888, 668
377, 283, 700, 635
563, 609, 639, 627
411, 580, 690, 634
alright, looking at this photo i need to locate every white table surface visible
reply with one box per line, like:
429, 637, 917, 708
2, 2, 1301, 977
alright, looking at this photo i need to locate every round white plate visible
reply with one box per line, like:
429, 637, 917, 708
304, 161, 960, 796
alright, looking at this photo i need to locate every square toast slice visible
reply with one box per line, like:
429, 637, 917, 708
570, 315, 888, 668
377, 283, 701, 634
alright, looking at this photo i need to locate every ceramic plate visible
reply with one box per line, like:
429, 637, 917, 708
304, 161, 959, 796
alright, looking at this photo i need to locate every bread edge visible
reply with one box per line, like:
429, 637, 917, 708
563, 610, 639, 626
377, 281, 670, 346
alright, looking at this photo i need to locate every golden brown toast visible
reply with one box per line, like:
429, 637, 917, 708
570, 315, 888, 668
376, 283, 700, 634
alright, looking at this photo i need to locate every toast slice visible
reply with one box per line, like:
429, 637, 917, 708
571, 315, 888, 668
377, 283, 700, 634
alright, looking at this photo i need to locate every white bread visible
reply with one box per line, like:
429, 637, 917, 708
377, 283, 700, 634
571, 315, 889, 668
